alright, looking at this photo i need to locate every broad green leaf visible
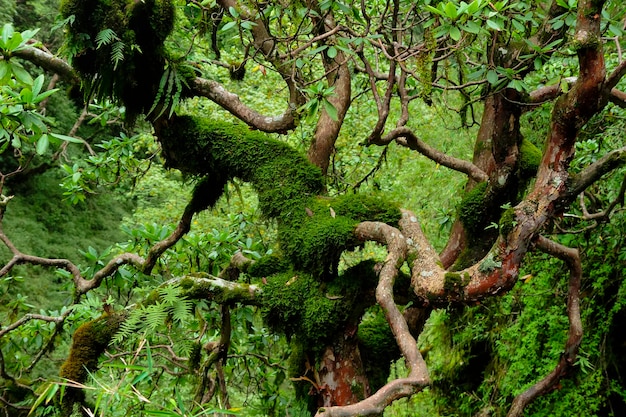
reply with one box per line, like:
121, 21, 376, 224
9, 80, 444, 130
31, 74, 44, 97
449, 26, 461, 41
327, 46, 337, 59
221, 21, 237, 32
36, 134, 49, 155
10, 61, 33, 85
486, 69, 499, 85
462, 21, 482, 34
11, 135, 21, 149
1, 23, 13, 48
0, 61, 9, 80
425, 5, 444, 16
486, 18, 503, 31
444, 2, 458, 19
33, 88, 59, 104
322, 98, 338, 121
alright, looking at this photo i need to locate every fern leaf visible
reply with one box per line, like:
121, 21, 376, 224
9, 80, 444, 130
111, 41, 125, 70
95, 28, 118, 49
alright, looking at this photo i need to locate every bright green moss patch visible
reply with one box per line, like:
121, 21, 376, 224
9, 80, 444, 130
518, 139, 542, 179
357, 306, 400, 391
261, 261, 379, 350
458, 181, 489, 235
248, 255, 291, 278
157, 115, 401, 279
498, 207, 517, 237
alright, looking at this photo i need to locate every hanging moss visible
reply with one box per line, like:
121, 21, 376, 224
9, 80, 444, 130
60, 0, 176, 119
59, 312, 126, 414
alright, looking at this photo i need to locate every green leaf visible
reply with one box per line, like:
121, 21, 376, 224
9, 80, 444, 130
221, 20, 237, 32
1, 23, 14, 49
0, 61, 9, 80
461, 21, 482, 34
49, 132, 84, 143
36, 134, 49, 155
31, 74, 44, 98
327, 46, 337, 59
322, 99, 338, 121
486, 18, 503, 31
425, 5, 444, 16
10, 61, 33, 85
444, 2, 458, 19
486, 69, 499, 85
449, 26, 461, 41
33, 88, 59, 104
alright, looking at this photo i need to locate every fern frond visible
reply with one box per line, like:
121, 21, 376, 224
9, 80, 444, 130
148, 67, 170, 117
95, 28, 118, 49
111, 41, 125, 70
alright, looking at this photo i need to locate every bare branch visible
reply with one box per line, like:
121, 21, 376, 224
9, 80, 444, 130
10, 46, 79, 82
609, 88, 626, 108
566, 146, 626, 199
372, 126, 488, 183
189, 77, 297, 133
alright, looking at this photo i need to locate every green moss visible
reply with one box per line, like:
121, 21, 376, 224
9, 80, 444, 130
518, 139, 542, 179
59, 312, 126, 413
357, 306, 400, 391
443, 272, 470, 294
498, 207, 517, 237
248, 254, 291, 278
157, 115, 401, 279
457, 181, 489, 235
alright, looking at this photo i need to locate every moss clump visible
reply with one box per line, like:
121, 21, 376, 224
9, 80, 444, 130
518, 139, 542, 179
357, 306, 400, 391
498, 207, 517, 237
157, 115, 402, 279
261, 272, 344, 345
261, 261, 379, 350
60, 0, 175, 119
59, 313, 126, 413
443, 271, 470, 294
457, 181, 489, 235
248, 254, 291, 278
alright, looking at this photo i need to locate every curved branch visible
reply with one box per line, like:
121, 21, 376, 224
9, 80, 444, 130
10, 46, 79, 82
566, 146, 626, 199
507, 236, 582, 417
316, 218, 429, 417
189, 77, 297, 133
373, 126, 488, 183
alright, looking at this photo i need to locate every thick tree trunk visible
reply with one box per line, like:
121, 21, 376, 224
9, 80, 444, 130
315, 331, 371, 408
440, 90, 523, 268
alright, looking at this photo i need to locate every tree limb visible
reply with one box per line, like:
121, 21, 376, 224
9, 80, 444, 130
189, 77, 297, 133
316, 217, 429, 417
373, 126, 488, 183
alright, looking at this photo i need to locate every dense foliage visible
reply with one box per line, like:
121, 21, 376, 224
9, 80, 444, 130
1, 1, 626, 417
